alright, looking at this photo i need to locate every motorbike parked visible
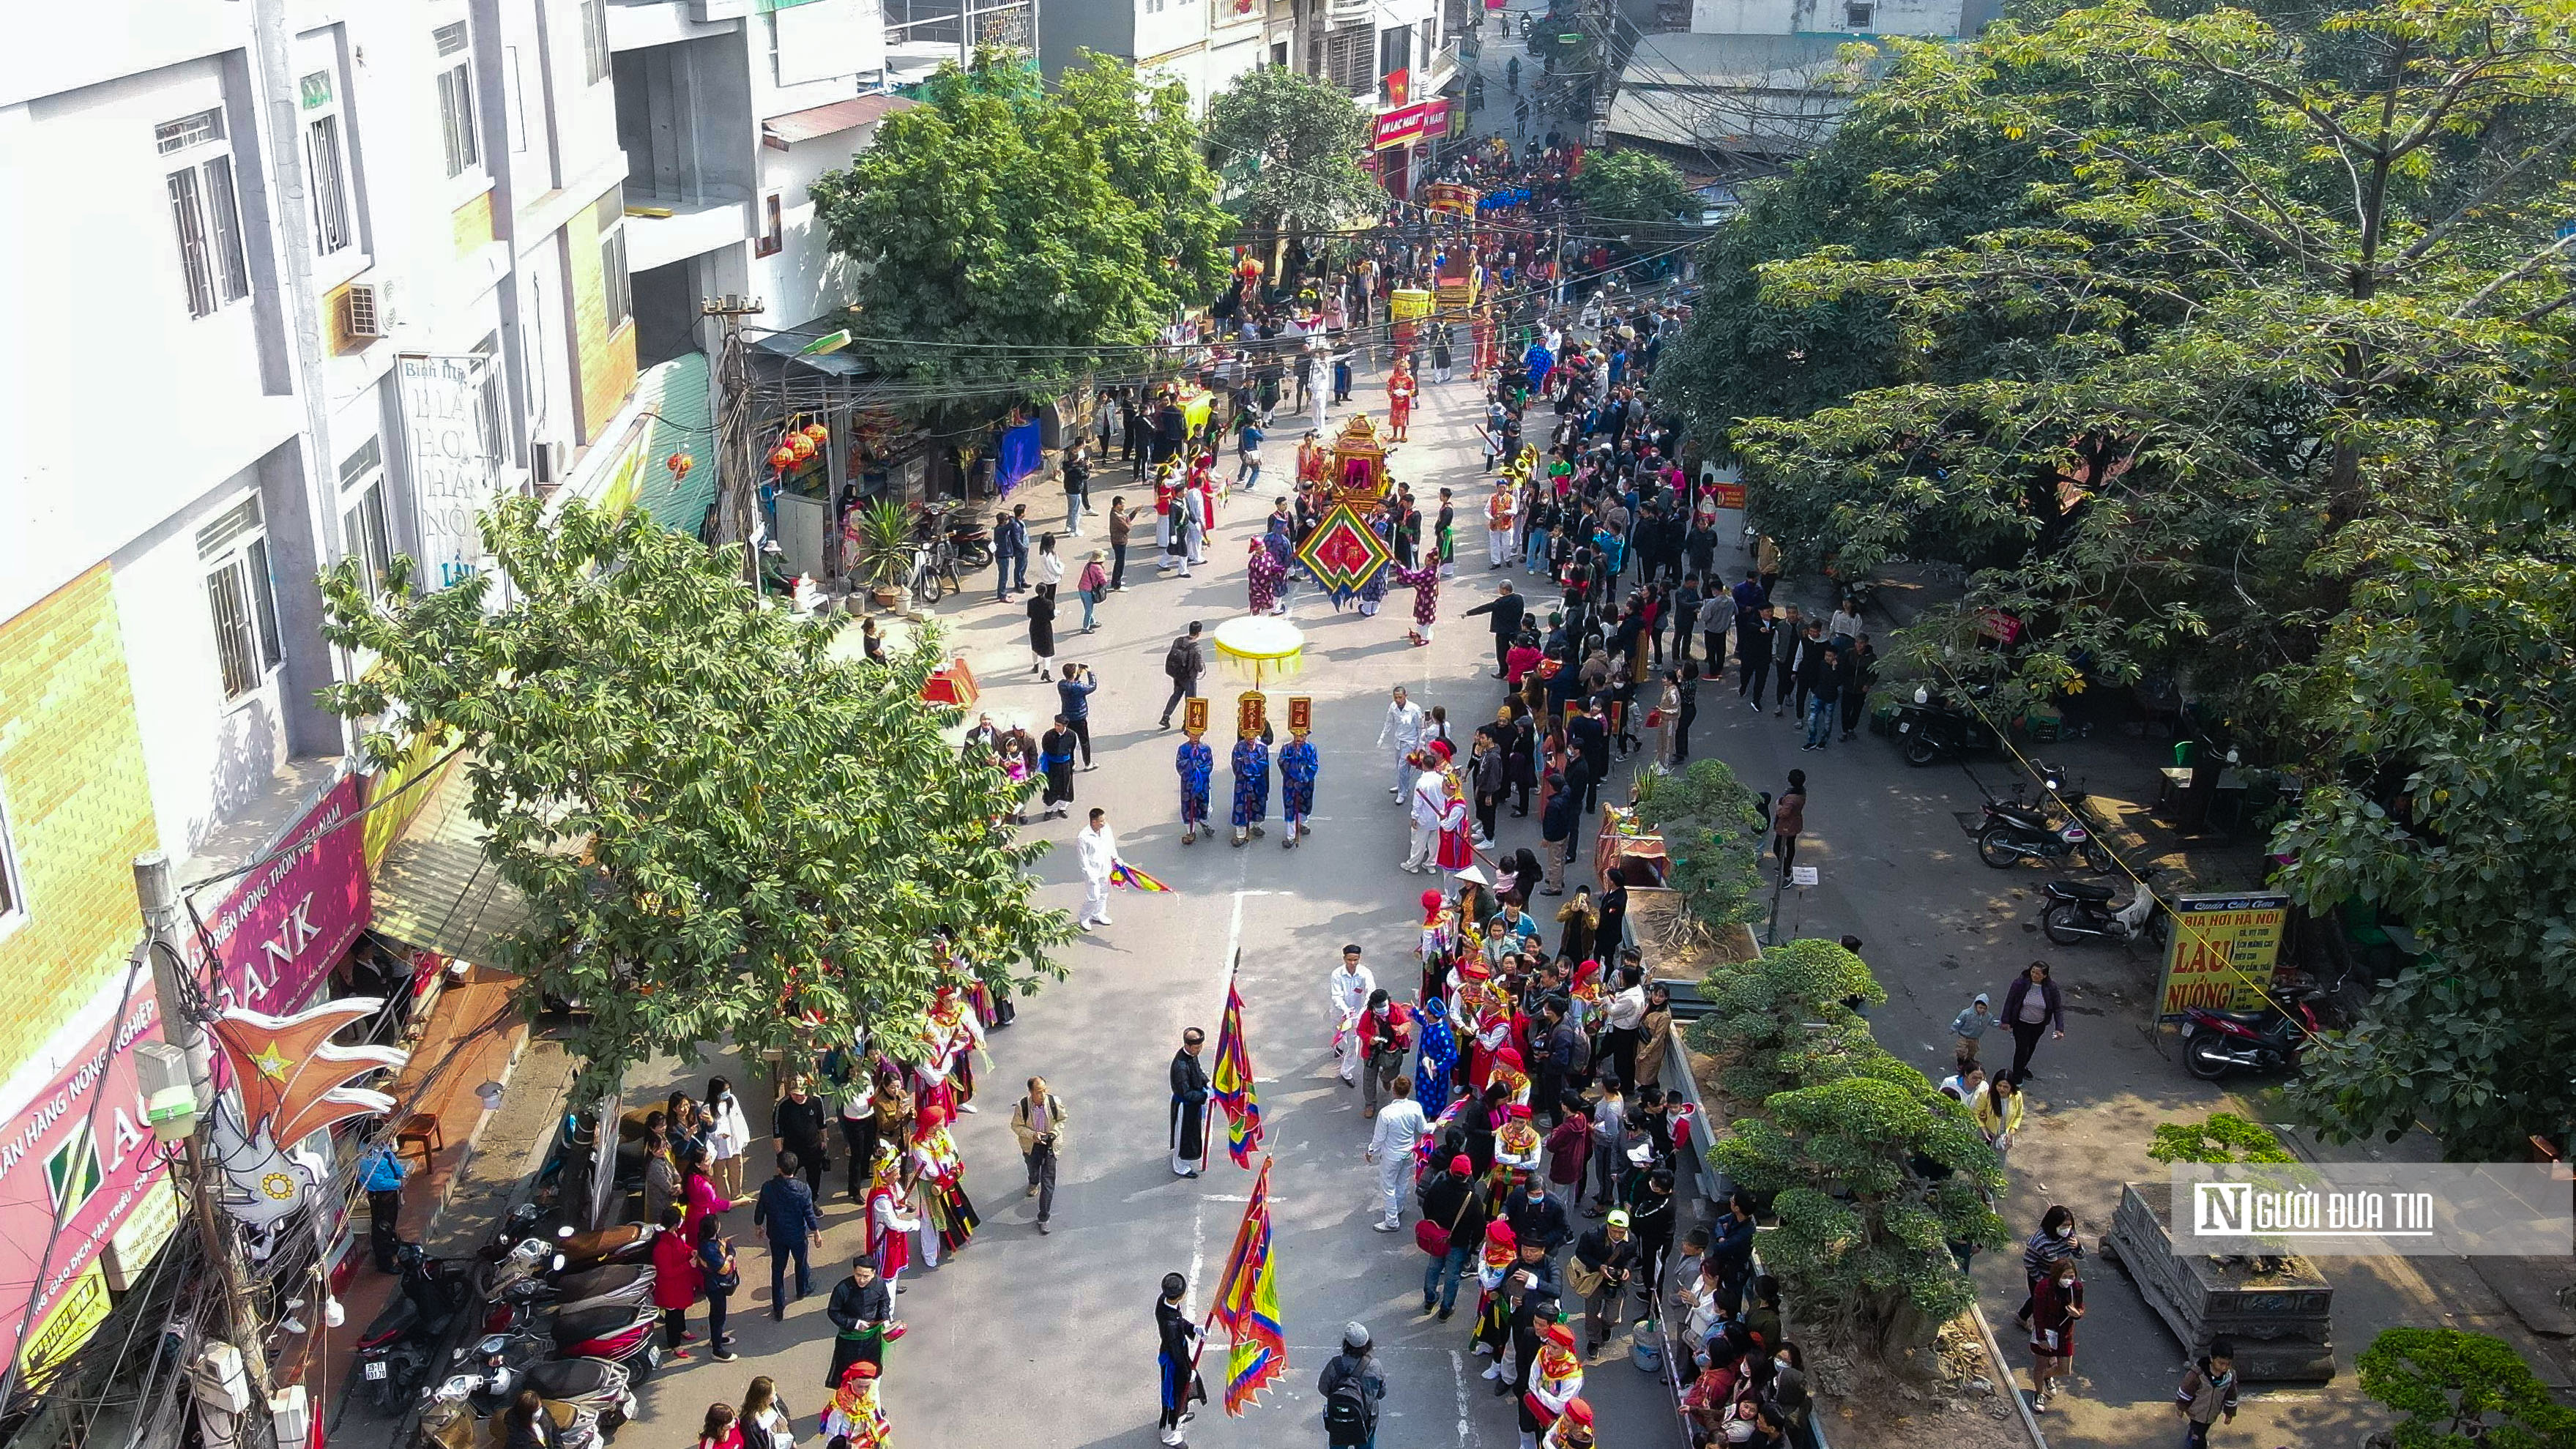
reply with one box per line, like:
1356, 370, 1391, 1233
1976, 767, 2111, 873
418, 1374, 606, 1449
439, 1330, 638, 1433
2181, 992, 2321, 1081
1889, 685, 2000, 767
549, 1303, 663, 1385
551, 1221, 660, 1270
2039, 871, 2164, 946
356, 1243, 476, 1413
485, 1262, 658, 1333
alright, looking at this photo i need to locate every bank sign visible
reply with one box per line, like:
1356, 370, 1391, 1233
0, 772, 373, 1376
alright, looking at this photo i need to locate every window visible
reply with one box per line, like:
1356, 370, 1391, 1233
1325, 26, 1371, 94
0, 796, 23, 931
160, 108, 252, 319
471, 335, 506, 464
756, 194, 783, 258
1145, 0, 1165, 11
1844, 1, 1874, 24
198, 496, 284, 699
596, 193, 631, 333
339, 437, 393, 599
303, 72, 354, 255
581, 0, 611, 85
435, 23, 481, 179
1379, 24, 1412, 84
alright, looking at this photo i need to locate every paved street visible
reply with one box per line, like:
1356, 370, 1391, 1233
611, 357, 1693, 1449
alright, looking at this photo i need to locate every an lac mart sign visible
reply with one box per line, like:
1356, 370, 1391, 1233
0, 772, 372, 1376
1374, 98, 1453, 150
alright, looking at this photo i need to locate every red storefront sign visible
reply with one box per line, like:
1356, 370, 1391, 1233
0, 991, 169, 1374
1374, 102, 1432, 149
195, 771, 373, 1016
0, 770, 373, 1375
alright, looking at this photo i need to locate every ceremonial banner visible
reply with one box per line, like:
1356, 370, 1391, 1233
1295, 502, 1394, 605
1208, 1158, 1287, 1415
1211, 964, 1264, 1167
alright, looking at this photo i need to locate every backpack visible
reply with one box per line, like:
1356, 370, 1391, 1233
1323, 1380, 1374, 1447
1166, 638, 1195, 682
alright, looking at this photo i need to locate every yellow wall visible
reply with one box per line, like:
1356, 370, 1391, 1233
453, 191, 496, 258
0, 567, 157, 1072
568, 193, 639, 444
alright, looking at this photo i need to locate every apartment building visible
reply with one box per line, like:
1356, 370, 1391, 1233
1042, 0, 1260, 116
1302, 0, 1459, 195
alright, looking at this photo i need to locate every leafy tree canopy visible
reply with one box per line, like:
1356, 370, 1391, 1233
1572, 149, 1699, 247
1664, 0, 2576, 723
1055, 52, 1232, 308
2357, 1328, 2576, 1449
2274, 387, 2576, 1155
318, 499, 1069, 1092
1633, 757, 1768, 935
1206, 64, 1377, 240
809, 48, 1218, 390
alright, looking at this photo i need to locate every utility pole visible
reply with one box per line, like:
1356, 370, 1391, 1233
702, 294, 767, 594
136, 853, 275, 1449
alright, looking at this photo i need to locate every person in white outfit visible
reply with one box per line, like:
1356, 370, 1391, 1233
1076, 808, 1117, 930
1377, 685, 1426, 796
1329, 946, 1377, 1087
705, 1077, 753, 1199
1365, 1077, 1430, 1230
1404, 764, 1446, 874
1307, 348, 1330, 435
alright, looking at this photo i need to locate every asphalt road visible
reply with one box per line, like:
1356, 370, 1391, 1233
611, 339, 1691, 1449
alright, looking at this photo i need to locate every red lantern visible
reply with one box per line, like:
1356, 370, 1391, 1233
668, 452, 695, 477
768, 445, 797, 472
801, 422, 830, 447
789, 433, 818, 463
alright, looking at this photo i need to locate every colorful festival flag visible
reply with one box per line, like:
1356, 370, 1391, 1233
1207, 1158, 1287, 1416
1211, 964, 1264, 1167
1108, 860, 1171, 893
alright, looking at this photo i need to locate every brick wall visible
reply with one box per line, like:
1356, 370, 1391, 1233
567, 192, 640, 445
0, 567, 158, 1073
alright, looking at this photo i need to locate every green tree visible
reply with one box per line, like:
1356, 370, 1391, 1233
1633, 758, 1767, 940
1713, 1068, 2007, 1359
1672, 0, 2576, 719
1054, 52, 1231, 309
1684, 938, 1885, 1105
2274, 386, 2576, 1155
2145, 1111, 2295, 1165
1572, 149, 1697, 249
317, 499, 1069, 1091
1206, 64, 1376, 258
2356, 1328, 2576, 1449
808, 50, 1171, 390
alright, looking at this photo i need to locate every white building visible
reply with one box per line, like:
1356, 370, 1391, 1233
1300, 0, 1459, 196
1691, 0, 1967, 39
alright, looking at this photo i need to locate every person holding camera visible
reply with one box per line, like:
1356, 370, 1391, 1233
1010, 1076, 1069, 1234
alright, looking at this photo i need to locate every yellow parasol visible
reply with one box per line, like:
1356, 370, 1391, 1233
1210, 615, 1305, 690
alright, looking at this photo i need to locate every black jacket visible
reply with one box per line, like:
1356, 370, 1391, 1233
1573, 1226, 1639, 1282
1465, 591, 1528, 638
1171, 1048, 1210, 1104
826, 1274, 891, 1334
1156, 1296, 1198, 1362
1418, 1173, 1489, 1247
773, 1095, 830, 1152
1506, 1189, 1571, 1251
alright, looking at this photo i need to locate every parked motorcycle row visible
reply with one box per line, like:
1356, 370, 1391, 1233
358, 1199, 660, 1448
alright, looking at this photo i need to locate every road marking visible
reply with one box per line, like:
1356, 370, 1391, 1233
1452, 1348, 1477, 1449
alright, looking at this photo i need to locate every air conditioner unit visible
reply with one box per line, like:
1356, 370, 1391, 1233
342, 283, 388, 340
532, 440, 570, 487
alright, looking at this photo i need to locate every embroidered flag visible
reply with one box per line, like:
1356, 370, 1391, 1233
1211, 966, 1265, 1167
1207, 1158, 1287, 1416
1109, 860, 1171, 893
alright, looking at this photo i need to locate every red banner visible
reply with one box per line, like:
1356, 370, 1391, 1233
196, 771, 373, 1017
1374, 102, 1431, 149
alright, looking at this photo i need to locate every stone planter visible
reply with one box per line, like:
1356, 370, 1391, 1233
2104, 1181, 2336, 1382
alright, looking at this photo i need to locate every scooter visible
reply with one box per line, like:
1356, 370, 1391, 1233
550, 1304, 663, 1385
356, 1243, 474, 1413
418, 1374, 606, 1449
485, 1262, 658, 1331
2180, 993, 2321, 1081
551, 1221, 659, 1271
444, 1331, 637, 1431
1889, 685, 2000, 766
1976, 769, 2110, 873
2039, 871, 2164, 946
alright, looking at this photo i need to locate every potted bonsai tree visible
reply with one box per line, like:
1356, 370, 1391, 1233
852, 499, 915, 610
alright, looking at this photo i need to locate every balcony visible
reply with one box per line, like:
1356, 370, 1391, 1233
620, 188, 753, 273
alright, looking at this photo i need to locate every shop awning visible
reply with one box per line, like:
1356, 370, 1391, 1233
762, 94, 915, 148
369, 758, 529, 966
